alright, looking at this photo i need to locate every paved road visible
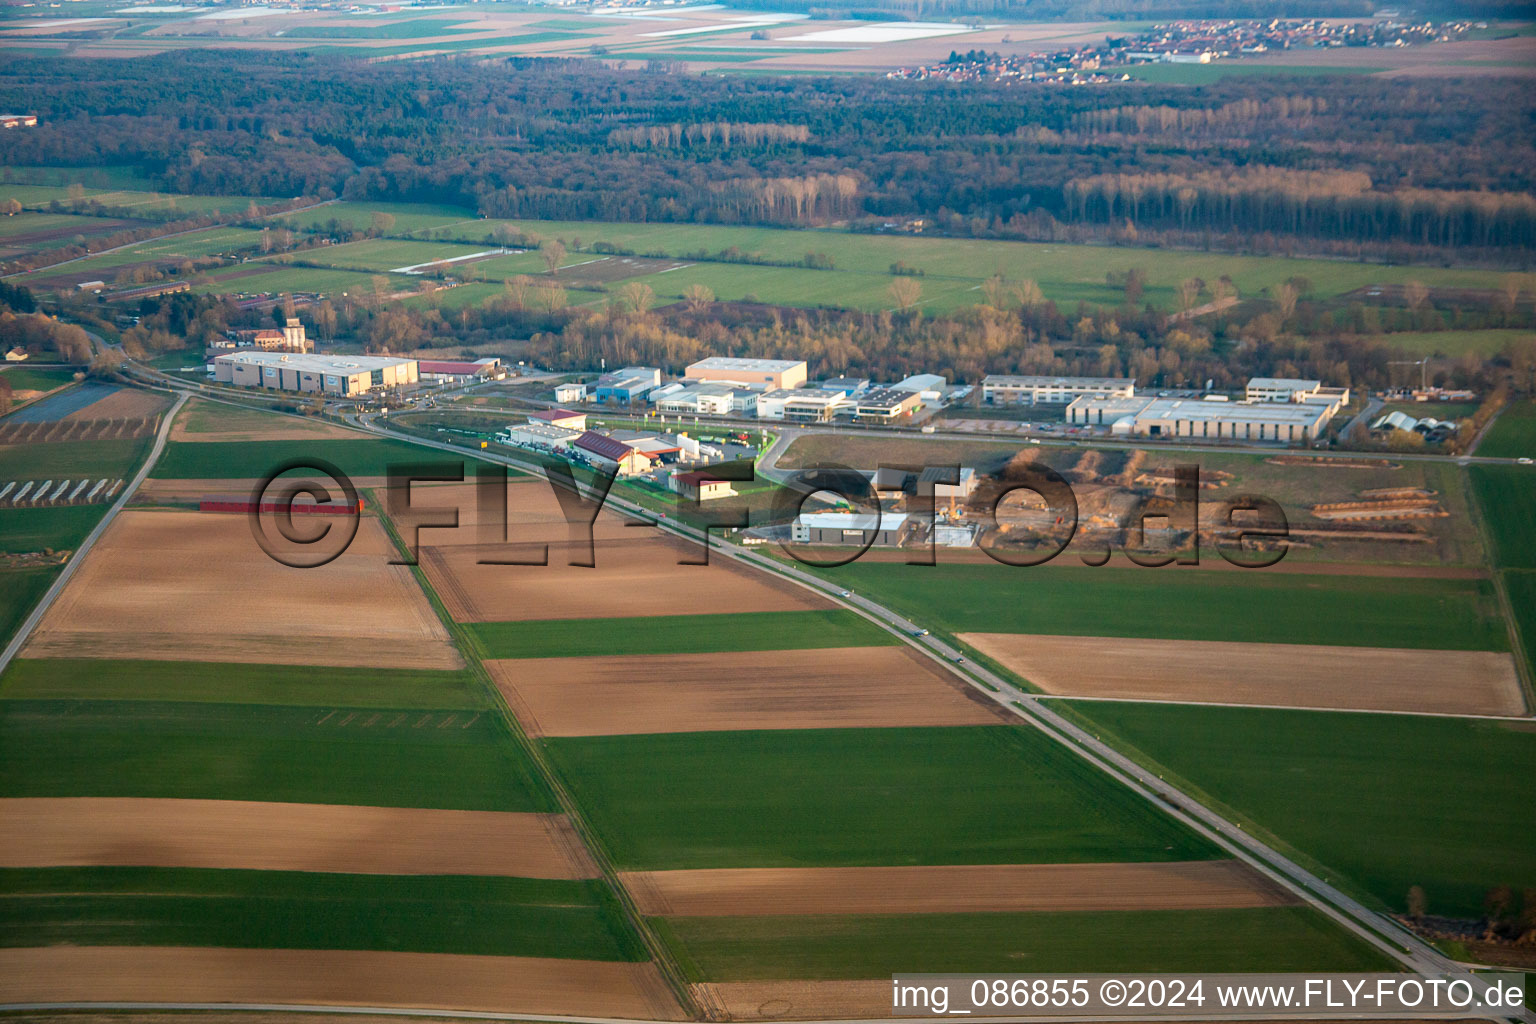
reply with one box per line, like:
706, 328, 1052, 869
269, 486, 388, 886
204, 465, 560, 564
37, 371, 1530, 1023
0, 392, 187, 677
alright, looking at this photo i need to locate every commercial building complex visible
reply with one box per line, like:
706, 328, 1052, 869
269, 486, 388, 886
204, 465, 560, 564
213, 352, 417, 396
592, 366, 661, 404
1067, 394, 1335, 442
685, 357, 808, 391
853, 387, 923, 424
982, 375, 1135, 405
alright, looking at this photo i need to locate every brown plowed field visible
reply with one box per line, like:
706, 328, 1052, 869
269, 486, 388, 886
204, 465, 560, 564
64, 387, 169, 422
696, 980, 894, 1020
133, 477, 393, 504
25, 509, 462, 669
387, 479, 636, 547
420, 535, 820, 622
489, 646, 1002, 737
169, 398, 362, 442
624, 860, 1294, 917
0, 946, 683, 1019
961, 633, 1527, 717
0, 798, 595, 878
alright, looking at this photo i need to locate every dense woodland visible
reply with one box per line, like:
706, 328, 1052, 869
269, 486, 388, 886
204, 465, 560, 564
3, 53, 1535, 262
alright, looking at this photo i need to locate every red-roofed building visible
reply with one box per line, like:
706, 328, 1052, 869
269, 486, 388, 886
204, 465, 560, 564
529, 408, 587, 430
572, 431, 652, 476
670, 470, 737, 502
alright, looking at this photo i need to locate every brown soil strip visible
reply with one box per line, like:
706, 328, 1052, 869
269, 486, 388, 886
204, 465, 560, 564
961, 633, 1527, 717
0, 798, 595, 878
624, 860, 1295, 917
0, 946, 683, 1019
63, 388, 169, 422
385, 479, 636, 547
25, 509, 462, 669
488, 646, 1003, 737
420, 534, 821, 622
847, 546, 1485, 577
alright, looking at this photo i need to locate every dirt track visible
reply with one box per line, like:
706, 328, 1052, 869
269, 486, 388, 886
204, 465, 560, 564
0, 798, 595, 878
490, 646, 1002, 737
0, 946, 683, 1019
421, 535, 820, 622
25, 509, 462, 669
624, 860, 1295, 917
961, 633, 1527, 717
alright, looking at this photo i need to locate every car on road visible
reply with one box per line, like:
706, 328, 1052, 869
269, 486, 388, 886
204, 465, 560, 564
952, 655, 965, 664
912, 628, 929, 636
839, 590, 852, 598
1519, 457, 1533, 465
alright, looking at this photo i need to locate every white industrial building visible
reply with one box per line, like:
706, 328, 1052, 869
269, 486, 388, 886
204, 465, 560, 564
684, 357, 808, 391
655, 382, 739, 416
496, 422, 583, 448
213, 352, 417, 396
982, 375, 1136, 406
1067, 395, 1336, 443
756, 388, 846, 422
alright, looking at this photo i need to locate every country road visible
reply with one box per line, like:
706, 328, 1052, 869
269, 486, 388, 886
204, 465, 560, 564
0, 391, 187, 677
35, 366, 1531, 1024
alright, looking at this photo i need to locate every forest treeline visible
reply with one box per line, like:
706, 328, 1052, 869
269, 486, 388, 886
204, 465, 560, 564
1, 52, 1533, 261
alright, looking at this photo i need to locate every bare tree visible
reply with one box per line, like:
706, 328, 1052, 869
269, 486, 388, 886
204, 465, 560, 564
505, 275, 532, 310
1501, 273, 1523, 313
981, 274, 1007, 309
1406, 885, 1427, 921
2, 198, 21, 216
1013, 278, 1043, 308
1177, 277, 1203, 312
371, 211, 396, 235
888, 276, 922, 310
1273, 281, 1298, 322
1403, 280, 1430, 311
542, 240, 567, 276
683, 283, 714, 313
619, 281, 654, 314
536, 283, 566, 313
1213, 276, 1236, 304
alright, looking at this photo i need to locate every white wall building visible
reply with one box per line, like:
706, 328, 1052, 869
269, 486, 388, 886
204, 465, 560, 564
1067, 395, 1335, 443
983, 375, 1135, 406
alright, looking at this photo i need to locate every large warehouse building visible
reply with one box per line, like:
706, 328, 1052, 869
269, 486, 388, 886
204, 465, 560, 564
982, 375, 1135, 406
1067, 395, 1336, 442
213, 352, 417, 396
685, 357, 808, 391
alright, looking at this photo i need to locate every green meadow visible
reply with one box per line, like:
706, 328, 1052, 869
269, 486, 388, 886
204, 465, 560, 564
1478, 401, 1536, 460
0, 866, 643, 961
0, 658, 488, 710
150, 437, 456, 480
812, 562, 1508, 651
1060, 701, 1536, 918
0, 698, 553, 812
545, 725, 1218, 871
658, 906, 1392, 981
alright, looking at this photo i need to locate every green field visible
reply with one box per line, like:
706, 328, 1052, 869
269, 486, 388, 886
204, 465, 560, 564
278, 238, 502, 273
811, 562, 1508, 651
658, 906, 1392, 981
0, 866, 642, 960
1469, 464, 1536, 569
0, 504, 106, 554
174, 397, 358, 437
17, 227, 268, 284
271, 201, 476, 236
0, 698, 553, 811
150, 437, 452, 480
0, 165, 161, 190
0, 211, 140, 242
242, 200, 1522, 314
1502, 570, 1536, 684
0, 658, 487, 710
192, 263, 409, 298
1061, 701, 1536, 918
1478, 401, 1536, 460
0, 436, 148, 482
0, 569, 55, 650
1, 365, 77, 393
468, 609, 897, 659
1373, 329, 1535, 359
0, 183, 270, 216
545, 725, 1217, 870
